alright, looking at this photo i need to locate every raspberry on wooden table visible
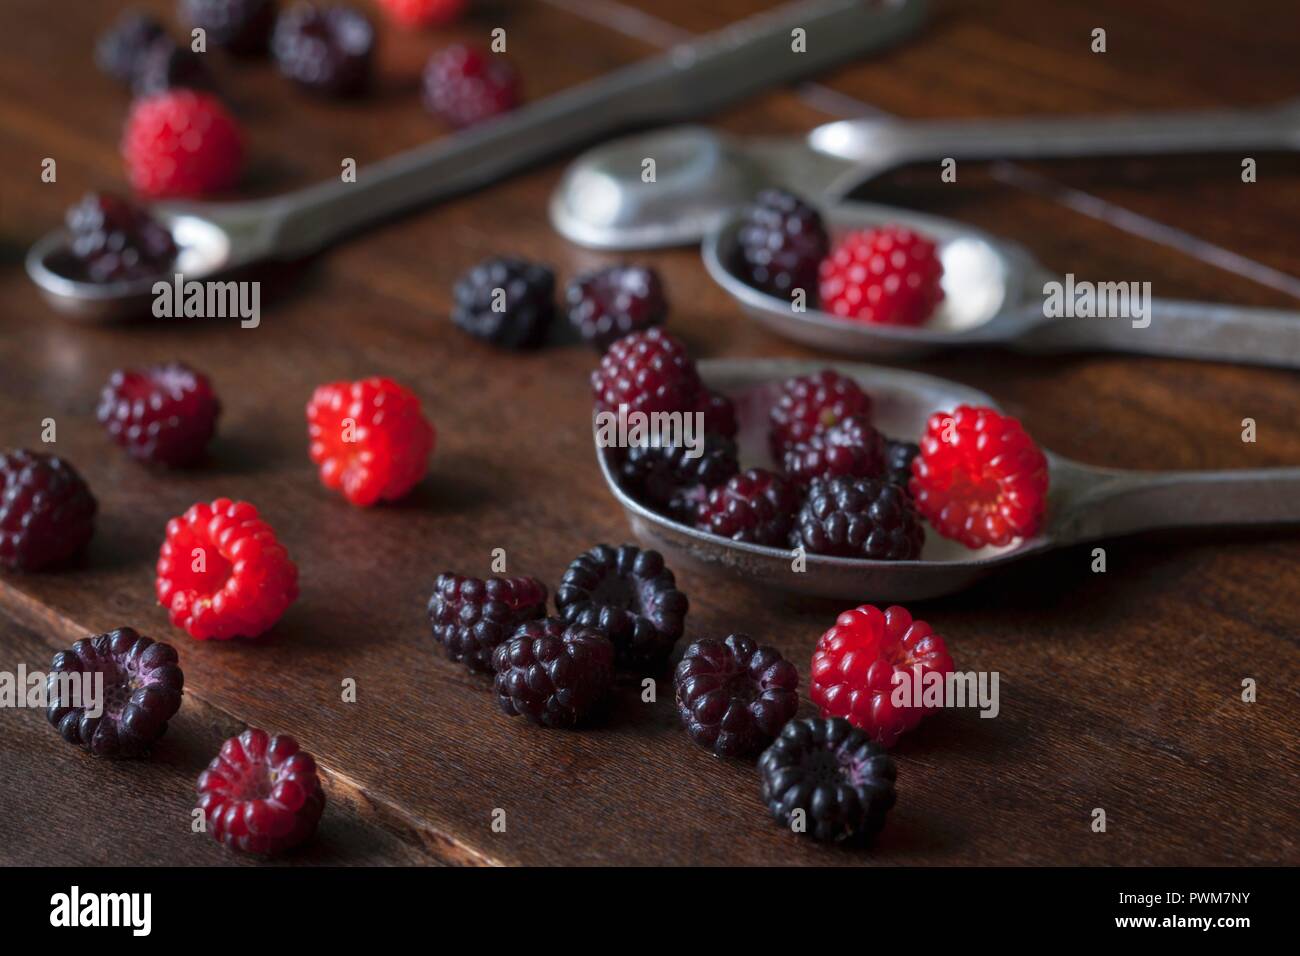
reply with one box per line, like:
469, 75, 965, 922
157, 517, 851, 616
818, 224, 945, 327
422, 43, 520, 128
180, 0, 278, 56
0, 450, 97, 571
96, 12, 168, 84
121, 90, 244, 198
674, 634, 799, 758
427, 573, 548, 672
492, 618, 615, 729
376, 0, 466, 28
97, 361, 221, 467
451, 256, 556, 349
272, 3, 375, 97
566, 264, 668, 351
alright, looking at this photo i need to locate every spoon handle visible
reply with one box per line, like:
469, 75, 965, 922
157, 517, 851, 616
1016, 298, 1300, 368
808, 101, 1300, 166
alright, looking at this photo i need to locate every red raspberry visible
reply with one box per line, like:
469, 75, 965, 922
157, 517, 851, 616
156, 498, 299, 640
422, 43, 520, 128
768, 368, 872, 459
97, 362, 220, 467
121, 90, 243, 198
590, 327, 702, 417
810, 604, 954, 747
818, 225, 944, 327
695, 467, 799, 547
376, 0, 466, 28
782, 413, 886, 487
306, 377, 435, 507
0, 450, 97, 571
911, 404, 1049, 548
196, 728, 325, 856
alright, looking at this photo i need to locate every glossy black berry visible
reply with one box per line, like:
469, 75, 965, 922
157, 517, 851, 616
64, 193, 177, 284
181, 0, 278, 56
492, 618, 614, 728
674, 634, 799, 758
96, 12, 167, 85
734, 188, 829, 301
271, 3, 374, 96
759, 716, 897, 845
566, 265, 668, 351
791, 476, 925, 560
0, 450, 97, 571
616, 434, 738, 523
133, 42, 215, 96
884, 439, 919, 491
555, 544, 688, 671
427, 573, 548, 673
451, 256, 556, 349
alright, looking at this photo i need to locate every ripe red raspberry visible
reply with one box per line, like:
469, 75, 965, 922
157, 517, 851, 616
422, 43, 520, 128
810, 604, 954, 748
911, 404, 1049, 548
96, 362, 220, 467
782, 413, 886, 487
695, 467, 799, 547
121, 90, 243, 198
156, 498, 298, 640
196, 728, 325, 856
591, 327, 703, 417
376, 0, 466, 28
0, 450, 97, 571
818, 225, 944, 327
768, 368, 872, 459
306, 377, 435, 507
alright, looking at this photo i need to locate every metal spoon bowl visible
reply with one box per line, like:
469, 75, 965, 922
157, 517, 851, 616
595, 358, 1300, 601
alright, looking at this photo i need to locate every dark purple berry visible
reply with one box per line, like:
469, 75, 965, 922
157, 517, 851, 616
451, 256, 555, 349
64, 193, 177, 284
96, 12, 167, 85
492, 618, 614, 728
0, 450, 97, 571
783, 414, 887, 487
792, 476, 925, 560
133, 41, 216, 96
181, 0, 278, 56
566, 265, 668, 351
427, 573, 548, 673
422, 43, 520, 128
616, 434, 738, 523
674, 634, 799, 758
271, 3, 373, 96
96, 362, 221, 467
884, 439, 919, 492
695, 468, 799, 547
734, 188, 829, 301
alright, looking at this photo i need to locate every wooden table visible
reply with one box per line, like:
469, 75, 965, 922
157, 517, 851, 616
1, 0, 1297, 867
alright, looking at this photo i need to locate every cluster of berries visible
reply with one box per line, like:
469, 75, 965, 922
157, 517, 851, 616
596, 330, 1050, 555
449, 257, 669, 352
733, 188, 947, 327
95, 2, 515, 201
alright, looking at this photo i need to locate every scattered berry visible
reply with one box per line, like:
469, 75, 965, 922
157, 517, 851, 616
422, 43, 520, 128
758, 716, 896, 845
451, 257, 555, 349
64, 193, 177, 284
197, 728, 325, 855
122, 90, 244, 198
156, 498, 299, 640
591, 328, 702, 417
768, 368, 872, 459
819, 224, 944, 326
695, 467, 798, 547
376, 0, 466, 28
616, 434, 738, 523
181, 0, 278, 55
555, 544, 688, 671
911, 405, 1049, 548
306, 377, 435, 506
427, 573, 548, 672
132, 41, 216, 96
696, 388, 738, 440
95, 12, 167, 85
0, 450, 96, 572
566, 264, 668, 351
792, 477, 925, 560
97, 362, 221, 467
810, 604, 954, 747
272, 3, 374, 97
47, 628, 183, 758
782, 413, 886, 487
674, 634, 799, 758
734, 188, 829, 301
492, 618, 615, 728
884, 439, 919, 492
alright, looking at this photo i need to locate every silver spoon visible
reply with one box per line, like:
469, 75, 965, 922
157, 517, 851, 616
702, 200, 1300, 367
596, 358, 1300, 601
550, 99, 1300, 250
27, 0, 928, 321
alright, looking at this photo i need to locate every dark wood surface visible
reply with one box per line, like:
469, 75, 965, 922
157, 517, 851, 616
1, 0, 1298, 866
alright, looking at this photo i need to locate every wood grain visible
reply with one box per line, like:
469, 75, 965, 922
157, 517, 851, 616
0, 0, 1297, 866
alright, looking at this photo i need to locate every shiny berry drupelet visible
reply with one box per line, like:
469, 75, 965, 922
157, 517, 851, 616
197, 728, 325, 856
674, 634, 799, 758
96, 12, 167, 84
272, 3, 374, 97
422, 43, 520, 128
376, 0, 466, 28
555, 544, 688, 671
734, 189, 829, 301
64, 193, 177, 284
819, 224, 944, 327
47, 627, 183, 758
307, 377, 435, 506
615, 434, 738, 524
792, 476, 925, 560
697, 388, 738, 440
695, 467, 799, 547
451, 256, 555, 349
97, 362, 221, 467
427, 573, 548, 673
591, 327, 702, 417
758, 716, 897, 845
811, 604, 954, 747
910, 404, 1049, 548
156, 498, 299, 640
884, 439, 919, 492
782, 413, 886, 487
492, 618, 615, 729
181, 0, 278, 55
566, 264, 668, 351
0, 450, 97, 571
122, 90, 244, 198
768, 368, 872, 459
